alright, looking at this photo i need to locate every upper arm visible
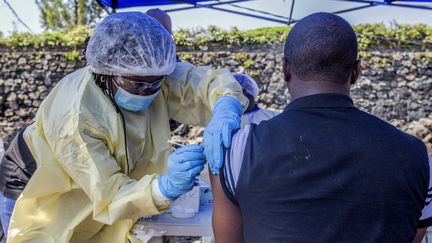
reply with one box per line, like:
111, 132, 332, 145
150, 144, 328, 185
418, 156, 432, 229
412, 228, 427, 243
210, 170, 244, 243
209, 125, 253, 243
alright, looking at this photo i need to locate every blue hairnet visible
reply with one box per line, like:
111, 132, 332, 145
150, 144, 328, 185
86, 12, 176, 77
233, 73, 260, 99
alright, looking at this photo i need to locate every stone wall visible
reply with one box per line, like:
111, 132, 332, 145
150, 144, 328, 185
0, 46, 431, 154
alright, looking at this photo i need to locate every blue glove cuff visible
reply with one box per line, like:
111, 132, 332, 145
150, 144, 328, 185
157, 175, 178, 200
214, 96, 243, 115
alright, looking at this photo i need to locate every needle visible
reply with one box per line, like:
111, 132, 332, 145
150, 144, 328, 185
167, 139, 186, 147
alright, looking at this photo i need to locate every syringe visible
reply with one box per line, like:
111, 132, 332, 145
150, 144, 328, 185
167, 139, 186, 148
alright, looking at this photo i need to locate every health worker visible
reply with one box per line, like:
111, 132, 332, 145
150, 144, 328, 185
7, 12, 247, 243
232, 73, 279, 127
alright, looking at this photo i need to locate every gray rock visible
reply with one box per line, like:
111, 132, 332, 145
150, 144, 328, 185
17, 57, 27, 65
226, 60, 240, 66
406, 74, 416, 81
408, 110, 426, 121
419, 118, 432, 128
6, 92, 16, 101
38, 86, 48, 92
405, 121, 430, 137
0, 48, 431, 160
396, 67, 409, 76
407, 81, 423, 90
44, 77, 52, 86
23, 99, 32, 107
32, 100, 41, 107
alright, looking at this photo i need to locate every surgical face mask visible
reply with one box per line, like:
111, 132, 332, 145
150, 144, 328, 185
114, 86, 160, 112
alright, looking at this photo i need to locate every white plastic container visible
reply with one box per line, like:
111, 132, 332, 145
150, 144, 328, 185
169, 185, 200, 218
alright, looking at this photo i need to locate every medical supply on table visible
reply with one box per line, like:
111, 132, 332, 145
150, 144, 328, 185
198, 177, 213, 204
133, 177, 213, 241
170, 185, 200, 218
134, 204, 213, 242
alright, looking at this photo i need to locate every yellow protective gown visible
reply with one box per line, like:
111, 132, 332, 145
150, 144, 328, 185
8, 61, 247, 243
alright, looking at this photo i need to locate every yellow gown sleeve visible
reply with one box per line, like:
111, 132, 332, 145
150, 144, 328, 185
46, 112, 161, 225
162, 61, 249, 126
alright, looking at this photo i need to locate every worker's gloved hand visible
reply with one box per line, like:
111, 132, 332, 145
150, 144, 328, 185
204, 96, 242, 175
158, 144, 206, 200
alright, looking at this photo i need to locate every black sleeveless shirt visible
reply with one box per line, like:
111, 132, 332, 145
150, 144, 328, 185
222, 94, 430, 243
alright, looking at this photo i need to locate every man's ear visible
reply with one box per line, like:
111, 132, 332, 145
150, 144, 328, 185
350, 60, 361, 85
283, 58, 291, 82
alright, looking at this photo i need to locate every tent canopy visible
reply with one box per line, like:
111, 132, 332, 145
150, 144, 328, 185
97, 0, 432, 25
98, 0, 214, 8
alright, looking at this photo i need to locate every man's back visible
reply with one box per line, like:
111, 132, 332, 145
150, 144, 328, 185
222, 94, 430, 242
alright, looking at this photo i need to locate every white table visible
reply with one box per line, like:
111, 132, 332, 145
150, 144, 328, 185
135, 204, 213, 243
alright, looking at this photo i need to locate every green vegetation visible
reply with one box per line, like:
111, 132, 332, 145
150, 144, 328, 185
36, 0, 103, 31
234, 53, 249, 62
174, 25, 291, 47
63, 50, 81, 62
243, 59, 255, 69
178, 53, 192, 61
353, 23, 432, 50
0, 26, 91, 49
414, 53, 432, 63
0, 23, 431, 51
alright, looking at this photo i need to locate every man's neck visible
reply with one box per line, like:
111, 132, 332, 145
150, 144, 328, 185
288, 80, 350, 101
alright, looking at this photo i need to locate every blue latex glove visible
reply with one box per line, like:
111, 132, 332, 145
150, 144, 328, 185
158, 144, 206, 200
204, 96, 243, 175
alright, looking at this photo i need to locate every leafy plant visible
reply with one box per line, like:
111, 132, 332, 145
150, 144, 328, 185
0, 23, 430, 51
178, 53, 192, 61
63, 50, 80, 62
234, 53, 249, 62
0, 26, 92, 49
244, 59, 254, 69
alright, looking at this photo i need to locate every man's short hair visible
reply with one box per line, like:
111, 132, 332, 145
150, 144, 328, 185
284, 12, 358, 83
